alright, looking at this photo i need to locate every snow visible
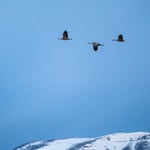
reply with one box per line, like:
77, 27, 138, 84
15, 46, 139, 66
81, 132, 150, 150
39, 138, 91, 150
14, 132, 150, 150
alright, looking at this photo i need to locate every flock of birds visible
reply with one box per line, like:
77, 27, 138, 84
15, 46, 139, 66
58, 30, 125, 51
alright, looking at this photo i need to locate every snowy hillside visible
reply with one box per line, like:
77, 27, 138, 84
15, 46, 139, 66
13, 132, 150, 150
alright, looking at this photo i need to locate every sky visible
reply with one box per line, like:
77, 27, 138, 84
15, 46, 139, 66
0, 0, 150, 149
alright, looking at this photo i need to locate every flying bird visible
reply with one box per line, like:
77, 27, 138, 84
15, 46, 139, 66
58, 30, 72, 40
88, 42, 104, 51
112, 34, 125, 42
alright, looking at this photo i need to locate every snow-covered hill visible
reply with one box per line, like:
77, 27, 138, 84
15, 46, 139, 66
13, 132, 150, 150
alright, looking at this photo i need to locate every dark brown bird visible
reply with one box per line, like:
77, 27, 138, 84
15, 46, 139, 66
112, 34, 125, 42
58, 30, 72, 40
88, 42, 104, 51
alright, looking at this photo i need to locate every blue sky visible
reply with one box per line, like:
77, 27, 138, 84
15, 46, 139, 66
0, 0, 150, 149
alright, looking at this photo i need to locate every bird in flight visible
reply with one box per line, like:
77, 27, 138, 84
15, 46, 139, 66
112, 34, 125, 42
58, 30, 72, 40
88, 42, 104, 51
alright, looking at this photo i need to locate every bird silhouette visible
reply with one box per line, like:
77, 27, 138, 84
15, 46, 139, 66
112, 34, 125, 42
58, 30, 72, 40
88, 42, 104, 51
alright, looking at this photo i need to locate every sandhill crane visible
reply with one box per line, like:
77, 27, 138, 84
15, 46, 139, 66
88, 42, 104, 51
58, 30, 72, 40
112, 34, 125, 42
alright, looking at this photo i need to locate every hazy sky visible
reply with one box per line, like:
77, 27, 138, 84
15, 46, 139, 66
0, 0, 150, 149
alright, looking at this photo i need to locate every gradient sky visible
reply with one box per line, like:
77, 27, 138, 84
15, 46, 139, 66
0, 0, 150, 149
